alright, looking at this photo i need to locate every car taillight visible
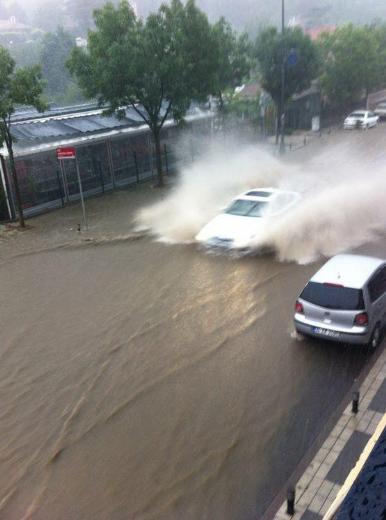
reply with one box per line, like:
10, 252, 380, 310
295, 301, 304, 314
354, 312, 368, 326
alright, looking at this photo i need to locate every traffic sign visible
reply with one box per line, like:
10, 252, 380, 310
57, 147, 76, 160
287, 49, 298, 67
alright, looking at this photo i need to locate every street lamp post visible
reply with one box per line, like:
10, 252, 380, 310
279, 0, 286, 154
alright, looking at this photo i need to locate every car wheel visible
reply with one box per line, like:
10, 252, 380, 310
368, 324, 381, 350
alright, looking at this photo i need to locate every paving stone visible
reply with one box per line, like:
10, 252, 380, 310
326, 431, 371, 484
313, 447, 329, 463
299, 510, 322, 520
309, 493, 326, 513
318, 480, 334, 498
331, 438, 346, 453
324, 451, 339, 467
369, 380, 386, 413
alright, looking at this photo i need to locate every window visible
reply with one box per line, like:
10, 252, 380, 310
225, 199, 268, 217
300, 282, 364, 310
368, 266, 386, 302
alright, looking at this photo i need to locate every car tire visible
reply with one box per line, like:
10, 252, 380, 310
368, 323, 381, 350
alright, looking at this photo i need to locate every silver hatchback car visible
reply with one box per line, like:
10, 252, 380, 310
294, 254, 386, 349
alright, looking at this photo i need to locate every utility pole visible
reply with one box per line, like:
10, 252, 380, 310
279, 0, 286, 154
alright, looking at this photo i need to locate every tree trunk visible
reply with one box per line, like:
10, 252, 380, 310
6, 132, 25, 228
275, 109, 280, 145
218, 91, 224, 110
153, 128, 164, 188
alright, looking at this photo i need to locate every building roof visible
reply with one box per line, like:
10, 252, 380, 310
311, 254, 385, 289
292, 81, 320, 101
1, 103, 212, 157
235, 82, 260, 100
0, 18, 31, 33
306, 25, 336, 41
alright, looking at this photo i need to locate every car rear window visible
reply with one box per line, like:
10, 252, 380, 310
300, 282, 364, 310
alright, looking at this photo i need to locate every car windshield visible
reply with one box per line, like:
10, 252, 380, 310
300, 282, 364, 310
350, 112, 365, 118
225, 199, 268, 217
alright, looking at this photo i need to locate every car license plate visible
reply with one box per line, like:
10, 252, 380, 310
312, 327, 340, 338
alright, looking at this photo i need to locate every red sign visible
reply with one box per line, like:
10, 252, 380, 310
56, 147, 76, 160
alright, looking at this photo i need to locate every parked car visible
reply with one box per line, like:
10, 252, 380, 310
195, 188, 301, 252
343, 110, 379, 129
294, 254, 386, 348
374, 101, 386, 119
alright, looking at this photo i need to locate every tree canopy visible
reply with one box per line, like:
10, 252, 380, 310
318, 24, 384, 110
68, 0, 218, 186
255, 26, 319, 108
211, 17, 252, 106
0, 46, 46, 227
40, 27, 83, 103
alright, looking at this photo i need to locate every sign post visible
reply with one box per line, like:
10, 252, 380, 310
56, 147, 88, 230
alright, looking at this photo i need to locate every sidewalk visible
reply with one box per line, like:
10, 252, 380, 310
265, 127, 337, 154
272, 345, 386, 520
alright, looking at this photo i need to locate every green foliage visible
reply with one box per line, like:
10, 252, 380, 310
0, 45, 47, 226
371, 22, 386, 87
255, 26, 319, 108
224, 91, 261, 126
40, 27, 77, 100
211, 18, 253, 103
68, 0, 218, 185
318, 25, 382, 110
8, 39, 42, 69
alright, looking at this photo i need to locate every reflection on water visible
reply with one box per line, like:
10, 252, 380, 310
0, 239, 373, 520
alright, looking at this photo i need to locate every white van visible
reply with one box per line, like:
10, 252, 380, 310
294, 254, 386, 348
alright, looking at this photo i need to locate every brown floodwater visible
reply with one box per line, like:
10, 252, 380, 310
1, 127, 386, 519
0, 236, 383, 520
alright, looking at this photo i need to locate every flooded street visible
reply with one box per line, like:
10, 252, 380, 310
1, 128, 386, 519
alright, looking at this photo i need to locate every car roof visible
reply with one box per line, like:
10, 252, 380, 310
236, 187, 297, 201
311, 254, 386, 289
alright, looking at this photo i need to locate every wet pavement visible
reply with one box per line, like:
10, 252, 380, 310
0, 127, 386, 520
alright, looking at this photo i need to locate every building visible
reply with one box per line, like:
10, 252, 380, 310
286, 81, 322, 131
0, 103, 213, 222
0, 16, 33, 44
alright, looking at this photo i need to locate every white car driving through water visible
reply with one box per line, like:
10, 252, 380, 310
195, 188, 301, 252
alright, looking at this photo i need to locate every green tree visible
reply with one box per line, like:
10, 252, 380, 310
255, 26, 319, 138
40, 27, 79, 102
212, 17, 252, 107
371, 22, 386, 88
8, 39, 42, 69
68, 0, 218, 186
318, 25, 381, 111
0, 46, 46, 227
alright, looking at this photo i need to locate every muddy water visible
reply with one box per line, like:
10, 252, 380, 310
0, 238, 380, 520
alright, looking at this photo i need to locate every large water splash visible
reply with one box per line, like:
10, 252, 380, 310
136, 138, 386, 263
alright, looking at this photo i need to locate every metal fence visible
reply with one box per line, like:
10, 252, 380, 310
2, 123, 202, 221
